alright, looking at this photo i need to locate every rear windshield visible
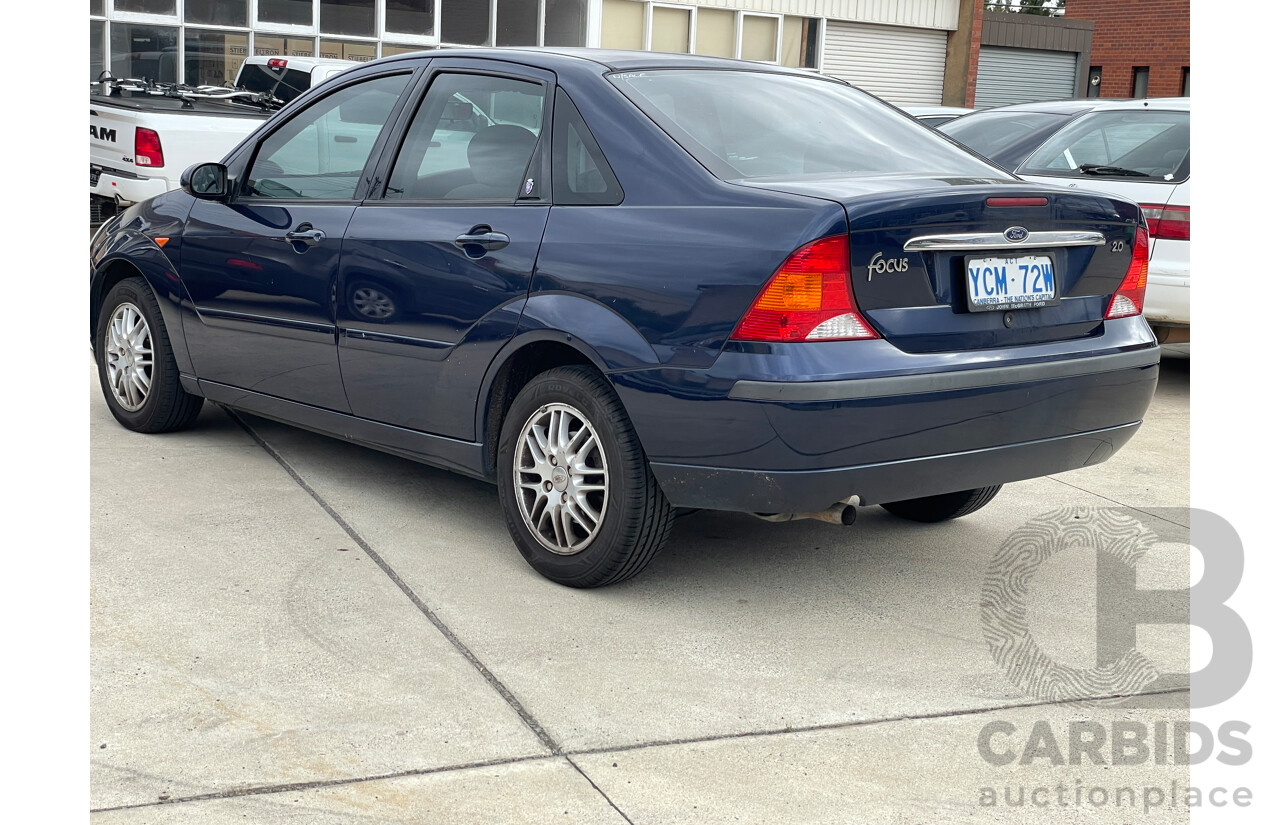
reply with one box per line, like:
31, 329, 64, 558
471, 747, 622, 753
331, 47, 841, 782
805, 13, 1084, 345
939, 111, 1071, 168
609, 70, 1003, 181
238, 64, 312, 103
1019, 110, 1190, 181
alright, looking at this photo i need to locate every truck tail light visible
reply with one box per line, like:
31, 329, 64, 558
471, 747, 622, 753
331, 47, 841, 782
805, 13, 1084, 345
135, 127, 164, 168
268, 58, 288, 70
731, 235, 879, 342
1139, 204, 1190, 241
1106, 226, 1150, 319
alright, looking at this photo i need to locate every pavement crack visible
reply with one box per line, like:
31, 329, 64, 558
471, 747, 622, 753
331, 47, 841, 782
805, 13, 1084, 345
566, 755, 637, 825
565, 686, 1192, 758
1045, 476, 1190, 528
89, 754, 555, 813
226, 410, 563, 757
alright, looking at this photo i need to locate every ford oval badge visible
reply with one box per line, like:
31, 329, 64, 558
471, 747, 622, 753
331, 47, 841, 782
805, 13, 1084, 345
1004, 226, 1029, 243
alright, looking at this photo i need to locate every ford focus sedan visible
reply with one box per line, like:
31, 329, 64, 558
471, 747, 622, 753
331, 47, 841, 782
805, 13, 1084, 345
90, 49, 1159, 587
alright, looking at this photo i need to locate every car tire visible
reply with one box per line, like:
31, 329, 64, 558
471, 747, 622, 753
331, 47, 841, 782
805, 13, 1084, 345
96, 277, 203, 433
880, 485, 1002, 523
497, 366, 674, 587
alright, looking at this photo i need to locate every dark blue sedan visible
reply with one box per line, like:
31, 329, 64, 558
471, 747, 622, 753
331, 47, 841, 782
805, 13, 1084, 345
90, 49, 1159, 587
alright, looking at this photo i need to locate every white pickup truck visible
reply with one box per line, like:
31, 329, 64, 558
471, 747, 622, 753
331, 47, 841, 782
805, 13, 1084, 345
90, 55, 357, 217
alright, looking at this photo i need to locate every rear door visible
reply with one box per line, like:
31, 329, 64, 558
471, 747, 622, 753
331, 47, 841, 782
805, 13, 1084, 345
336, 60, 553, 440
180, 67, 416, 410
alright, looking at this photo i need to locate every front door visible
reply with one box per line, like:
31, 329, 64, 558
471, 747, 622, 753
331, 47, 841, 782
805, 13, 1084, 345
337, 64, 553, 439
180, 69, 414, 411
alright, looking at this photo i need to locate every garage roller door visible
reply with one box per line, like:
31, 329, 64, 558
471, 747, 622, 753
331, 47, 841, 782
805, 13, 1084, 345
822, 21, 947, 106
975, 47, 1078, 109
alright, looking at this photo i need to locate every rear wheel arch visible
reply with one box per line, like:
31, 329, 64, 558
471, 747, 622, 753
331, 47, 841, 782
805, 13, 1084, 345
479, 336, 609, 478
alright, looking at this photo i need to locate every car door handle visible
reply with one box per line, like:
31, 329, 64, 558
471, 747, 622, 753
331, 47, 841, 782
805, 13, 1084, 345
454, 229, 510, 253
285, 224, 326, 246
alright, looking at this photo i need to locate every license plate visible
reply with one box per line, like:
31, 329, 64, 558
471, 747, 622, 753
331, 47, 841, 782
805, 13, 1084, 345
965, 254, 1058, 311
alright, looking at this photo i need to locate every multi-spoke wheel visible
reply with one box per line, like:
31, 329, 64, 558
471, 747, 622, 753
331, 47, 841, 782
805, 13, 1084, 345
95, 277, 203, 433
103, 302, 153, 411
497, 366, 674, 587
514, 403, 610, 555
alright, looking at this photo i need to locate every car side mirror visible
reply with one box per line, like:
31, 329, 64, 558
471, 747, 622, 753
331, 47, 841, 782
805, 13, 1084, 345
181, 162, 229, 200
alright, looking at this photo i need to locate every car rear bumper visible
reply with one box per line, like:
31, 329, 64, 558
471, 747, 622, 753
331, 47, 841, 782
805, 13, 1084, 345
613, 317, 1160, 513
91, 165, 170, 205
1144, 257, 1190, 327
650, 422, 1141, 513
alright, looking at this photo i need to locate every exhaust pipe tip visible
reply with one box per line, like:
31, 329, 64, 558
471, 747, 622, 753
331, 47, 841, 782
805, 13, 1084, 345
752, 502, 857, 526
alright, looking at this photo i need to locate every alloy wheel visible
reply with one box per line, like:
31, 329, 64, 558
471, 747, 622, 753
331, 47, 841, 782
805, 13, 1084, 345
513, 402, 610, 555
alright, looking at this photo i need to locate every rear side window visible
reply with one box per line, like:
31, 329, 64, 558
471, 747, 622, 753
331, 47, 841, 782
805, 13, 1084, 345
552, 89, 622, 205
610, 69, 1001, 181
385, 73, 546, 201
1019, 110, 1190, 181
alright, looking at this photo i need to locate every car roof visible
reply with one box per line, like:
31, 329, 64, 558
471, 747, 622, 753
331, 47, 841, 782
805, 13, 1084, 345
372, 47, 828, 79
969, 97, 1190, 116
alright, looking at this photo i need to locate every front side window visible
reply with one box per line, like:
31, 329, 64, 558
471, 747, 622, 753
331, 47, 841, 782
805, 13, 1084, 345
612, 70, 1003, 181
386, 74, 545, 200
245, 72, 410, 200
1019, 110, 1190, 181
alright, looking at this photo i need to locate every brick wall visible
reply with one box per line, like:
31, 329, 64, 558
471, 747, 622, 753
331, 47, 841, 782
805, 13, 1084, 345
1065, 0, 1189, 97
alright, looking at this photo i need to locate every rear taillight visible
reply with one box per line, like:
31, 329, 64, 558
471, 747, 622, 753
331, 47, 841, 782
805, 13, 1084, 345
1106, 226, 1150, 319
730, 235, 879, 343
1139, 204, 1190, 241
134, 127, 164, 168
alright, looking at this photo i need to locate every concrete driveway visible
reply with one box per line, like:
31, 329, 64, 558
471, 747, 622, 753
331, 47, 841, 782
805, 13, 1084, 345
90, 350, 1191, 823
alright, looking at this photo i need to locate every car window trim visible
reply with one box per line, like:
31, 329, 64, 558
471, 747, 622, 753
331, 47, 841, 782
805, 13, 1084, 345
231, 65, 423, 206
363, 60, 556, 208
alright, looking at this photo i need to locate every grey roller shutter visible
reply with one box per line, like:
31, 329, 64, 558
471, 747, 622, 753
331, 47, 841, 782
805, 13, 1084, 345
975, 46, 1078, 109
821, 21, 947, 106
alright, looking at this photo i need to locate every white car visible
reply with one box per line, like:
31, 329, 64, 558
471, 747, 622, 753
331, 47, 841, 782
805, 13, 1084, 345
902, 105, 973, 128
941, 99, 1190, 341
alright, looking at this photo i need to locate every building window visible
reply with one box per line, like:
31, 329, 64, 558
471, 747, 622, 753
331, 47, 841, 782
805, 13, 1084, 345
601, 0, 644, 50
259, 0, 313, 28
115, 0, 177, 14
386, 0, 434, 37
442, 0, 491, 45
696, 8, 734, 57
186, 1, 248, 28
544, 0, 586, 47
321, 0, 375, 37
1131, 66, 1149, 99
111, 23, 179, 82
254, 33, 316, 57
185, 28, 249, 86
90, 0, 105, 16
91, 19, 105, 80
781, 17, 819, 69
650, 5, 691, 54
1086, 66, 1102, 98
1181, 67, 1190, 96
740, 14, 780, 62
382, 43, 432, 56
496, 0, 539, 47
319, 38, 377, 61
